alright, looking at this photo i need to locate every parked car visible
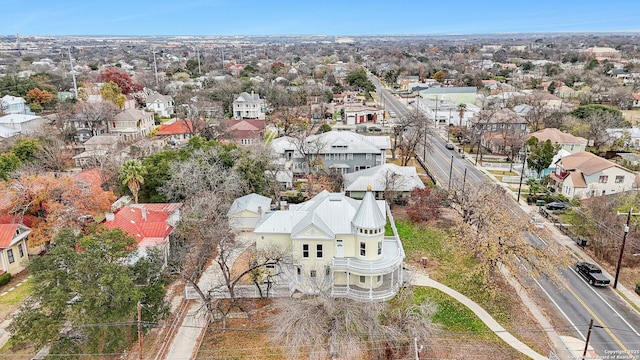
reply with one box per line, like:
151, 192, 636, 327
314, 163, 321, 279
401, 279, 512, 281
368, 126, 382, 132
445, 142, 455, 150
546, 201, 568, 210
575, 262, 610, 286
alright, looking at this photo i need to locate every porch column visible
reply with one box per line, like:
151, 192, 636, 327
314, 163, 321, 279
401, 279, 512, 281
391, 270, 394, 289
369, 276, 373, 300
346, 272, 349, 293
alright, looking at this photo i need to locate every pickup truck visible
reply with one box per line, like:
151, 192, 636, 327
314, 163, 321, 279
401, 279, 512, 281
576, 262, 610, 287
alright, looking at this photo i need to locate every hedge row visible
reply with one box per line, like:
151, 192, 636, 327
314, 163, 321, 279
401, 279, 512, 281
0, 272, 11, 287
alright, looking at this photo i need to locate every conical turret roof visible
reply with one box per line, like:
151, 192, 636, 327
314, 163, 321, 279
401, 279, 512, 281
351, 188, 386, 229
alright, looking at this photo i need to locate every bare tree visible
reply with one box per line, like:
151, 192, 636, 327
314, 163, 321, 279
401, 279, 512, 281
73, 101, 118, 136
394, 112, 434, 166
381, 167, 409, 205
268, 288, 435, 360
449, 182, 572, 285
161, 148, 285, 326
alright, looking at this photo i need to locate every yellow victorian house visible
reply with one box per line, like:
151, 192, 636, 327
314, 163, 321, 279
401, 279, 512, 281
253, 188, 405, 302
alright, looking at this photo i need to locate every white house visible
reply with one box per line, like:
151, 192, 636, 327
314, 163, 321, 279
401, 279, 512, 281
343, 163, 425, 201
0, 125, 21, 138
551, 151, 637, 199
0, 114, 46, 135
254, 189, 405, 302
232, 92, 266, 120
0, 95, 32, 115
145, 93, 174, 118
607, 128, 640, 150
527, 128, 588, 154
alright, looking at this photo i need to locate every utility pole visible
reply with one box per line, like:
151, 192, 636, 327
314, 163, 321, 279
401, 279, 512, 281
152, 50, 159, 88
448, 155, 454, 190
195, 44, 202, 75
516, 148, 528, 203
614, 208, 640, 288
582, 319, 593, 360
137, 301, 143, 360
414, 337, 419, 360
461, 168, 467, 195
434, 95, 439, 127
67, 48, 78, 99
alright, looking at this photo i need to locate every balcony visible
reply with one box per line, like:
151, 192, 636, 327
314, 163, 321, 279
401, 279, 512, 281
331, 237, 404, 275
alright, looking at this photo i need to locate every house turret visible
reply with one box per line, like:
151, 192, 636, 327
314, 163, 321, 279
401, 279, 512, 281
352, 186, 386, 260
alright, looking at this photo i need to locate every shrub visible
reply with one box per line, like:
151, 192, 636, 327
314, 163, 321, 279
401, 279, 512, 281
0, 272, 11, 287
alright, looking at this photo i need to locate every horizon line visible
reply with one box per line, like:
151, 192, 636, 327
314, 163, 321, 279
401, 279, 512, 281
3, 30, 640, 38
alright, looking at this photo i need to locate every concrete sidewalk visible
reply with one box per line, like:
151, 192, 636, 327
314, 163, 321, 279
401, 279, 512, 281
161, 234, 255, 360
406, 266, 548, 360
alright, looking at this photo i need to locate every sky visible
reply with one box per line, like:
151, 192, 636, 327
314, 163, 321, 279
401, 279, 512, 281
3, 0, 640, 36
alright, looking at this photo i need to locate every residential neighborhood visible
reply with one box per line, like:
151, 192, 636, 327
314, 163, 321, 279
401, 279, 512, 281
0, 29, 640, 360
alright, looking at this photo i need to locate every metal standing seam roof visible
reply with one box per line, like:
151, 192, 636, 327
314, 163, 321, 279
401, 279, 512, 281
351, 190, 386, 230
0, 114, 40, 124
343, 163, 425, 192
253, 190, 386, 236
307, 131, 390, 154
420, 87, 477, 94
228, 193, 272, 216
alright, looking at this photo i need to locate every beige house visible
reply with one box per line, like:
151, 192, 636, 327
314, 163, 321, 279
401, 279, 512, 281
73, 134, 121, 168
0, 224, 30, 275
584, 47, 621, 62
254, 189, 405, 302
110, 108, 155, 141
551, 151, 637, 198
228, 193, 272, 231
527, 128, 587, 154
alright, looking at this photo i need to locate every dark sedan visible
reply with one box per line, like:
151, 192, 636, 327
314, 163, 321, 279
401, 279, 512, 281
546, 201, 568, 210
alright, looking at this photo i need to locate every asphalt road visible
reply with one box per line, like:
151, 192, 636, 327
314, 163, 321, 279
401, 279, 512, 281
370, 74, 640, 359
526, 233, 640, 358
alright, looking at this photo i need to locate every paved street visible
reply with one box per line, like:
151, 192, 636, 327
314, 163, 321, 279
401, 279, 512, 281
371, 75, 640, 359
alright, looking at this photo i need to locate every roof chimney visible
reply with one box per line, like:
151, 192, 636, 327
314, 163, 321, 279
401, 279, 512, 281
258, 206, 263, 217
141, 206, 147, 221
105, 212, 115, 221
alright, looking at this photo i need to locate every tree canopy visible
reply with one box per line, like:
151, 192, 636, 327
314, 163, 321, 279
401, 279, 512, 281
8, 227, 168, 356
120, 160, 146, 203
0, 173, 115, 247
97, 67, 143, 95
100, 81, 126, 108
345, 68, 375, 93
526, 138, 559, 177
